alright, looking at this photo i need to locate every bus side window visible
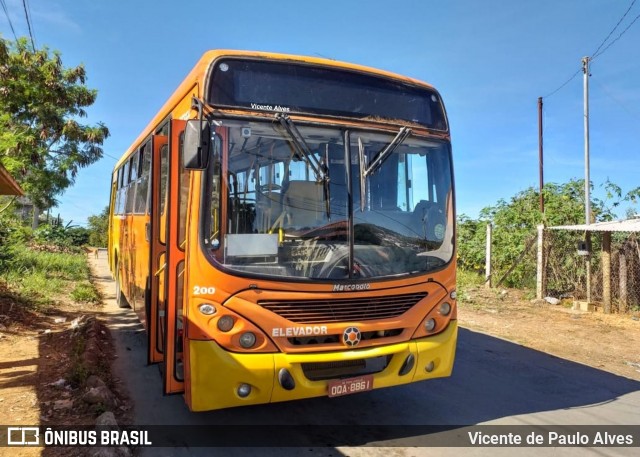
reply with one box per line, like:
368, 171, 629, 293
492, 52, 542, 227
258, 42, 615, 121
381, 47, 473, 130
126, 153, 139, 214
114, 167, 122, 215
135, 142, 151, 214
159, 144, 169, 245
178, 132, 189, 250
122, 160, 131, 215
207, 134, 222, 252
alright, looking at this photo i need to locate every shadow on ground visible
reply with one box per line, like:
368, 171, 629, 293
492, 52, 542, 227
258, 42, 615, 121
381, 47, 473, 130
106, 303, 640, 450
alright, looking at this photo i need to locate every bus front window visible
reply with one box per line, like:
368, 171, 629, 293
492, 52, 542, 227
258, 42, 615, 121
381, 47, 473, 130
203, 120, 453, 280
352, 132, 453, 276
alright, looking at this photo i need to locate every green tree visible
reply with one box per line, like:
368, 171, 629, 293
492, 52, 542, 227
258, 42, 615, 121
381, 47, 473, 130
456, 214, 486, 273
87, 206, 109, 247
0, 37, 109, 208
457, 179, 638, 289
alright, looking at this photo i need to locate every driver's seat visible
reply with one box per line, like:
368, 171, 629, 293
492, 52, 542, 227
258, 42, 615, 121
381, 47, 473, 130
255, 190, 282, 232
283, 181, 326, 229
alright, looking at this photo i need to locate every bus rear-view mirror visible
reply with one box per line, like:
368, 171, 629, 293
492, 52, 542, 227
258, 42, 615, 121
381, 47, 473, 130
183, 120, 210, 169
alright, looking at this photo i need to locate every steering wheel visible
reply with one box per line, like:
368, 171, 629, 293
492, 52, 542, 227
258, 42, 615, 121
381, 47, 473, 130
259, 184, 282, 193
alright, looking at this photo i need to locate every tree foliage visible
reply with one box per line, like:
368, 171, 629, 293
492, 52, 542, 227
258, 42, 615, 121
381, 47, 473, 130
457, 179, 639, 289
87, 206, 109, 247
34, 223, 90, 248
0, 37, 109, 208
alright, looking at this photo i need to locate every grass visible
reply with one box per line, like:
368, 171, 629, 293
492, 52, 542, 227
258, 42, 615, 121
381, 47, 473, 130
11, 249, 89, 281
454, 269, 484, 309
1, 245, 95, 309
68, 334, 88, 386
71, 282, 101, 304
456, 268, 485, 289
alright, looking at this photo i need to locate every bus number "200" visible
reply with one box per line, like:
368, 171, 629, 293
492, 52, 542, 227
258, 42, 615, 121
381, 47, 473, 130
193, 286, 216, 295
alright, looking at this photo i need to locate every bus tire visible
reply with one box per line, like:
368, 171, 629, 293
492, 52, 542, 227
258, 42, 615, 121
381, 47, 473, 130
115, 267, 130, 309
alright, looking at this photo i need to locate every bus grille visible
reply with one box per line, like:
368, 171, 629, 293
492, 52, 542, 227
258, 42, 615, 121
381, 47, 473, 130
258, 292, 427, 323
301, 356, 391, 381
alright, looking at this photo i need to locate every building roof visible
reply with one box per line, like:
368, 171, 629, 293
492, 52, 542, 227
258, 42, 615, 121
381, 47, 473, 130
549, 218, 640, 233
0, 164, 23, 196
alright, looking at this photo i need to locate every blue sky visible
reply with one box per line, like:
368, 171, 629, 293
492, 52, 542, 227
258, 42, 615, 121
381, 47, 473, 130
1, 0, 639, 226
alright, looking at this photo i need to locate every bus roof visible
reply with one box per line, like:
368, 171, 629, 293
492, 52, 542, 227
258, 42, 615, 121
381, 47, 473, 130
115, 50, 438, 170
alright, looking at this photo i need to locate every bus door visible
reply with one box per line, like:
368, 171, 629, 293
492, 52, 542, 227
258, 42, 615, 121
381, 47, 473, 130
163, 119, 187, 394
148, 134, 168, 365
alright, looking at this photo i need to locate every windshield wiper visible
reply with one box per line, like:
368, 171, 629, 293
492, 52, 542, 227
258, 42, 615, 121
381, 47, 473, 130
363, 126, 412, 177
276, 114, 324, 181
276, 113, 331, 218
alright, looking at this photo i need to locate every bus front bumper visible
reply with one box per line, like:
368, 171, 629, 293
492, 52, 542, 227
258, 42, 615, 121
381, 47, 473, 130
188, 320, 457, 412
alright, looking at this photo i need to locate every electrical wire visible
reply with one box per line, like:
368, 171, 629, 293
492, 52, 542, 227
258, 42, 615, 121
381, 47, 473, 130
0, 0, 18, 41
593, 77, 639, 120
590, 0, 637, 58
592, 11, 640, 60
542, 67, 582, 99
21, 0, 35, 51
543, 0, 639, 99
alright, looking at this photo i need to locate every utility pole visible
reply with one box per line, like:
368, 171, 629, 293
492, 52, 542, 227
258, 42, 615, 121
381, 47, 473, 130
582, 56, 591, 226
538, 97, 544, 214
582, 56, 592, 305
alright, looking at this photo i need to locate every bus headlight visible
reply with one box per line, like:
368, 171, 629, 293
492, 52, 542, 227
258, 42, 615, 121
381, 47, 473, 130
439, 302, 451, 316
199, 303, 216, 315
217, 315, 235, 332
424, 318, 436, 332
239, 332, 256, 348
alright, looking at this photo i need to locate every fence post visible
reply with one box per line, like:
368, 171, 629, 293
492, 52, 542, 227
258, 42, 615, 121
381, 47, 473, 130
619, 252, 628, 313
602, 232, 611, 313
485, 223, 492, 288
536, 224, 546, 300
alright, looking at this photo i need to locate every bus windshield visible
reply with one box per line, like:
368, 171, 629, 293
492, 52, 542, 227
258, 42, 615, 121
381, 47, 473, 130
203, 119, 453, 280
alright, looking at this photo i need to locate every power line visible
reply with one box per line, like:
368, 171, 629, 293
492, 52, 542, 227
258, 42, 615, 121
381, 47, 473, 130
0, 0, 18, 41
21, 0, 35, 51
590, 0, 637, 58
542, 67, 582, 99
593, 77, 639, 121
592, 11, 640, 61
50, 148, 121, 162
543, 0, 639, 99
24, 0, 34, 42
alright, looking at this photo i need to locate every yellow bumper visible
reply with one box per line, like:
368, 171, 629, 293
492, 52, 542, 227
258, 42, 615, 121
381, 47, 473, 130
188, 320, 458, 412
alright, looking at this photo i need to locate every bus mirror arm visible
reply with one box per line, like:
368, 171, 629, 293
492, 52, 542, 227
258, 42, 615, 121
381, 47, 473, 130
184, 97, 210, 170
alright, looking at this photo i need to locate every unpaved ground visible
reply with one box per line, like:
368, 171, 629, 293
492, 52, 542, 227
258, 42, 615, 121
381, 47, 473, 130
0, 253, 130, 457
457, 285, 640, 381
0, 259, 639, 457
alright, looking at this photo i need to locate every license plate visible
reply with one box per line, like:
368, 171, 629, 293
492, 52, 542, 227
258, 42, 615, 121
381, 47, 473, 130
327, 374, 373, 398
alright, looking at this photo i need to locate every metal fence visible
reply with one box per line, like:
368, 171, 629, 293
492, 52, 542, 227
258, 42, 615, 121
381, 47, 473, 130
542, 228, 640, 312
480, 223, 640, 313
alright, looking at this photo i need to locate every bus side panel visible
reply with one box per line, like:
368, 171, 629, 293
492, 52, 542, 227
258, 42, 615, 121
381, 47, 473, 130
108, 180, 117, 274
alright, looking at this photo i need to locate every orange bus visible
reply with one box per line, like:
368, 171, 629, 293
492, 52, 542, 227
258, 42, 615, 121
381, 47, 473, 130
108, 50, 457, 411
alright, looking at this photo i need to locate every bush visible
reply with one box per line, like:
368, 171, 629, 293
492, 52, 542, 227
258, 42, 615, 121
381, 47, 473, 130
33, 223, 90, 250
0, 213, 30, 268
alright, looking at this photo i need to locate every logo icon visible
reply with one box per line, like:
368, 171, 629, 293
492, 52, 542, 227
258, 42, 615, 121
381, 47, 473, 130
7, 427, 40, 446
343, 327, 361, 347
